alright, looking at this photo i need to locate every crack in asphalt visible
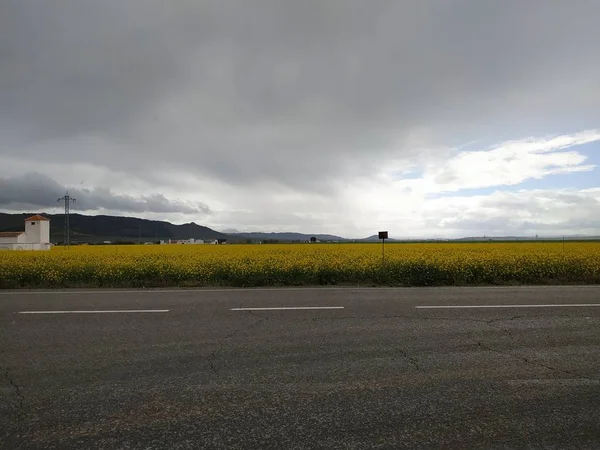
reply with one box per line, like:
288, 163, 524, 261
464, 331, 598, 382
485, 316, 524, 325
207, 308, 268, 375
396, 348, 423, 373
2, 365, 25, 439
206, 328, 241, 374
396, 313, 599, 382
462, 316, 599, 381
300, 313, 532, 325
207, 310, 594, 381
295, 313, 532, 325
392, 348, 439, 421
296, 312, 596, 381
381, 313, 528, 326
483, 316, 524, 341
246, 308, 269, 322
3, 367, 24, 408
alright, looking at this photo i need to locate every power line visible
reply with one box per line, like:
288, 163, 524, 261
57, 192, 76, 247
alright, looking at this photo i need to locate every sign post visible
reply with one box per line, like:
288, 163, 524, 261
378, 231, 388, 265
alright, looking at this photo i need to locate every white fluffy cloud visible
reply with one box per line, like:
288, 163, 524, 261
1, 130, 599, 238
336, 186, 600, 239
334, 130, 600, 237
422, 188, 600, 237
391, 130, 599, 194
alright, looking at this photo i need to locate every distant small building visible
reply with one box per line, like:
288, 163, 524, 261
161, 238, 206, 245
0, 215, 52, 251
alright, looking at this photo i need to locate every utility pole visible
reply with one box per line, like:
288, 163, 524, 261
58, 192, 76, 247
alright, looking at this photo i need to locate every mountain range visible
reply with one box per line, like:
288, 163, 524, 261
1, 212, 598, 243
229, 232, 347, 242
0, 213, 229, 243
0, 213, 352, 243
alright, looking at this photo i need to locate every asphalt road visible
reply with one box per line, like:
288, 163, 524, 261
2, 286, 600, 449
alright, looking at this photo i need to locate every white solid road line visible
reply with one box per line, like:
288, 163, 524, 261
3, 285, 600, 295
231, 306, 344, 311
416, 304, 600, 309
19, 310, 169, 314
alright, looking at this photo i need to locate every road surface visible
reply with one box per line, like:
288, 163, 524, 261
2, 286, 600, 449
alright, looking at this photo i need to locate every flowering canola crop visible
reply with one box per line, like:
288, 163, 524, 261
1, 243, 600, 288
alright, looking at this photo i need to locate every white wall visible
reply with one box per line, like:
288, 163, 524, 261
0, 234, 26, 244
39, 220, 50, 243
0, 242, 50, 251
25, 221, 38, 243
24, 220, 50, 244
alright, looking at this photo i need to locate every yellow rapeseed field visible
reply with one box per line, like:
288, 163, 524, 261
1, 242, 600, 288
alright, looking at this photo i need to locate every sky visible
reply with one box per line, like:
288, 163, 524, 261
1, 0, 599, 238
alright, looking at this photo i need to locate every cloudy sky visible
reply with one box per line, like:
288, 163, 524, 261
1, 1, 599, 238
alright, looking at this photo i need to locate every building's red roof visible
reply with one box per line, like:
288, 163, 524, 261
0, 232, 24, 237
25, 215, 50, 221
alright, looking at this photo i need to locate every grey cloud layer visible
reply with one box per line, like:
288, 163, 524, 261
0, 173, 210, 214
2, 1, 600, 237
2, 0, 599, 191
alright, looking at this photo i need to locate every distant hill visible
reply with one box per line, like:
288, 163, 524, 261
455, 236, 600, 242
230, 232, 347, 242
4, 212, 596, 244
0, 212, 230, 244
359, 235, 398, 242
222, 228, 242, 234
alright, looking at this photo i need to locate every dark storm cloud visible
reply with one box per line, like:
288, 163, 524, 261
0, 173, 210, 214
1, 0, 599, 190
0, 0, 203, 138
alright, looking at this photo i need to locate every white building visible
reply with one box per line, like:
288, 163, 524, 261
160, 238, 207, 245
0, 215, 52, 251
